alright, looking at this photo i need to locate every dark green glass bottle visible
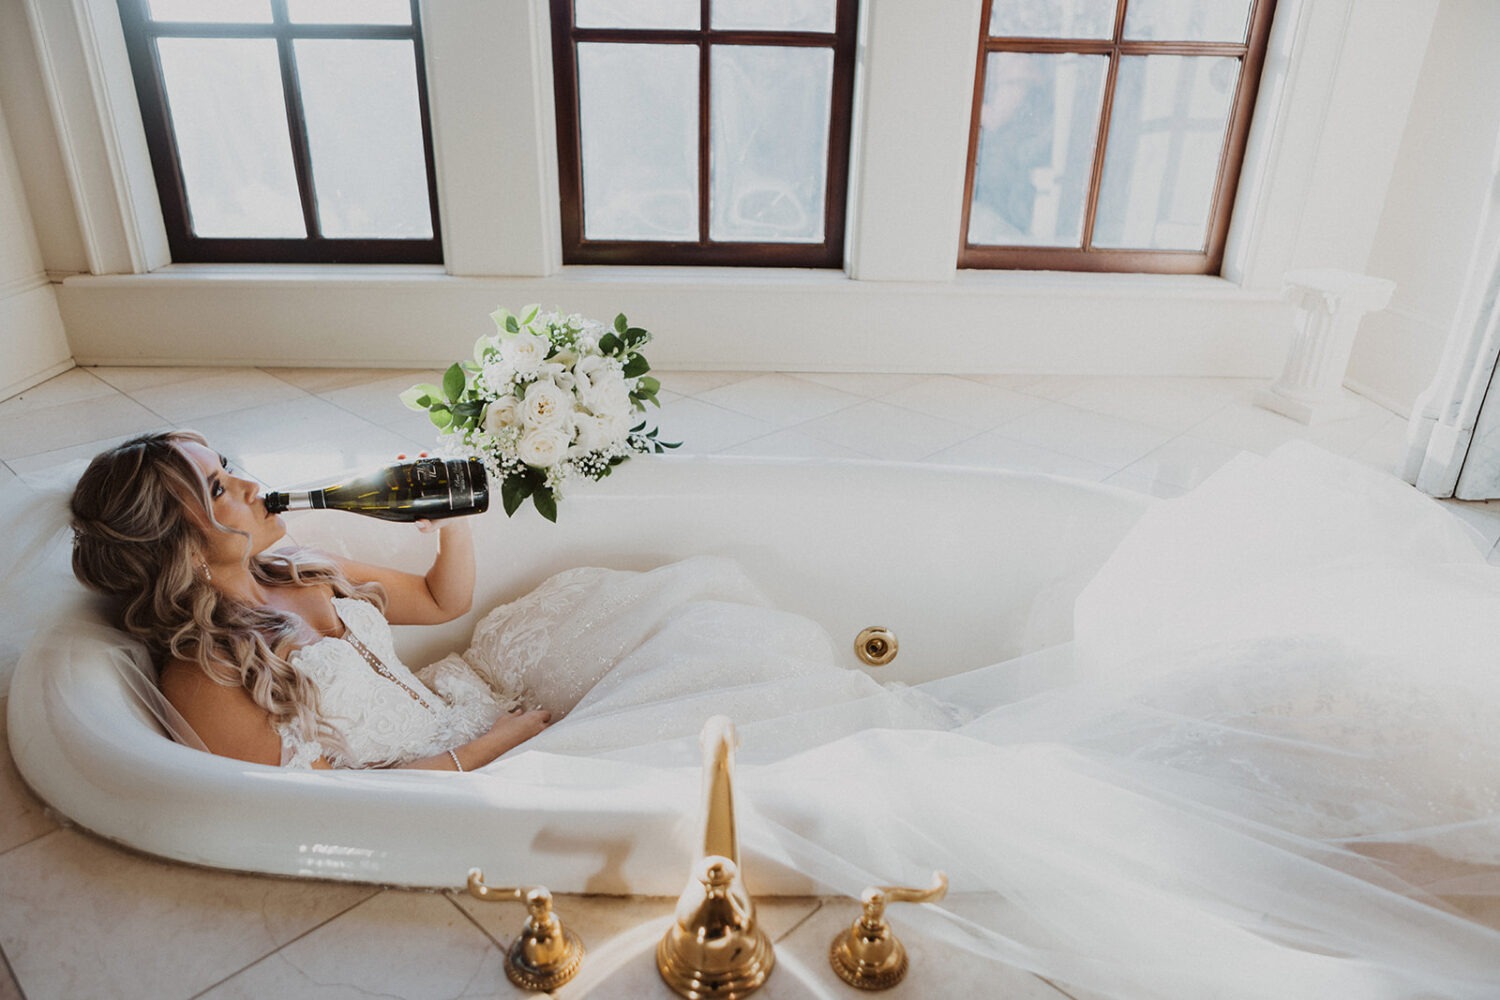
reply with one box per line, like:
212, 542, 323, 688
263, 457, 489, 522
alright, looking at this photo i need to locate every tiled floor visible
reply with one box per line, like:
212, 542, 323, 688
1, 365, 1497, 1000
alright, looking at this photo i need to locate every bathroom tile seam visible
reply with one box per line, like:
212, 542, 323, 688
182, 887, 383, 1000
0, 935, 24, 1000
0, 822, 57, 864
442, 889, 508, 952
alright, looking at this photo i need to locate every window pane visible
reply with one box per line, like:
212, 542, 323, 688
988, 0, 1116, 40
1124, 0, 1251, 42
574, 0, 699, 29
1093, 56, 1239, 251
147, 0, 272, 23
286, 0, 411, 25
711, 0, 836, 32
156, 37, 305, 238
710, 46, 830, 243
294, 39, 431, 238
577, 43, 698, 241
969, 52, 1106, 248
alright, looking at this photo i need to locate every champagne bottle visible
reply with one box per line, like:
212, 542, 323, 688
263, 457, 489, 522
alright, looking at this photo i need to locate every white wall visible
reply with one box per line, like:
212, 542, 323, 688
1347, 0, 1500, 414
0, 0, 1476, 386
0, 0, 71, 398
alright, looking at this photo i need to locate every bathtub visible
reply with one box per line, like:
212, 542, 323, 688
7, 456, 1150, 894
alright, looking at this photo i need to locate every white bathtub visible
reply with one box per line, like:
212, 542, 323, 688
7, 456, 1149, 893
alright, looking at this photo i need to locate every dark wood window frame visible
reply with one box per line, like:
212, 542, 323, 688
549, 0, 857, 268
960, 0, 1276, 275
116, 0, 442, 265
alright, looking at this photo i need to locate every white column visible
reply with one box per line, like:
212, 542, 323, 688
843, 0, 982, 281
1256, 268, 1394, 423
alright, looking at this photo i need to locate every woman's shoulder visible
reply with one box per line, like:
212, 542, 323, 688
158, 657, 284, 765
159, 656, 236, 707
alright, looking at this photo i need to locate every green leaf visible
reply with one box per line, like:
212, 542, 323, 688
638, 375, 660, 395
452, 400, 484, 426
625, 327, 650, 347
622, 355, 650, 378
614, 313, 628, 335
599, 332, 622, 356
505, 315, 520, 334
501, 476, 531, 517
443, 363, 466, 403
520, 303, 540, 325
428, 406, 453, 429
533, 488, 558, 522
399, 384, 441, 411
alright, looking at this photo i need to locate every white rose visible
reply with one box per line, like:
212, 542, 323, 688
484, 395, 520, 435
590, 370, 632, 419
537, 360, 575, 393
573, 356, 628, 414
598, 410, 632, 447
570, 413, 610, 456
501, 332, 548, 376
517, 426, 571, 468
522, 378, 572, 428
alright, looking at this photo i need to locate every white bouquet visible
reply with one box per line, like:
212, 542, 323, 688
401, 305, 676, 521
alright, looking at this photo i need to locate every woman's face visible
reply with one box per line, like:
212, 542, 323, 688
175, 441, 285, 566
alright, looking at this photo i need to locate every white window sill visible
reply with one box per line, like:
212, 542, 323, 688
59, 263, 1280, 304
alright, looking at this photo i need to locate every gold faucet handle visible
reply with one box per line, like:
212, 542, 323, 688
466, 868, 585, 992
830, 871, 948, 991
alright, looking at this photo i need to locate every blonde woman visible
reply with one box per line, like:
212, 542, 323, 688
68, 430, 552, 770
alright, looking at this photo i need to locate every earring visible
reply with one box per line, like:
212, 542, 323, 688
198, 558, 213, 583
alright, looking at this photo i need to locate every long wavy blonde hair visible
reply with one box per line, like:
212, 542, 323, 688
68, 430, 385, 754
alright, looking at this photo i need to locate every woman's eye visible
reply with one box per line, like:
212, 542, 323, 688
211, 482, 225, 499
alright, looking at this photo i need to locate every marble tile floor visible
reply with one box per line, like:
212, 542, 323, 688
1, 364, 1496, 1000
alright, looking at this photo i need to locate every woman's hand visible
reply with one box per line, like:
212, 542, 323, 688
480, 706, 552, 756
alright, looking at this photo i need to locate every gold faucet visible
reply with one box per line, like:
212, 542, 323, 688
466, 869, 585, 991
657, 716, 775, 998
829, 871, 949, 990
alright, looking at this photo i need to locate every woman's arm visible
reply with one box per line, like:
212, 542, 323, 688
162, 659, 550, 771
396, 707, 552, 771
331, 518, 476, 625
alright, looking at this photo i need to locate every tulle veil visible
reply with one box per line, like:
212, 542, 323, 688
469, 442, 1500, 998
0, 462, 208, 753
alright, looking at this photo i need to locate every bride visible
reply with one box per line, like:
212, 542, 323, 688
37, 431, 1500, 996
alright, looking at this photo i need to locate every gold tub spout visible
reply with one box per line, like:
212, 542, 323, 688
657, 716, 775, 998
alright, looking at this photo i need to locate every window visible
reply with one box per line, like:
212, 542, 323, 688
116, 0, 441, 264
961, 0, 1276, 274
549, 0, 857, 267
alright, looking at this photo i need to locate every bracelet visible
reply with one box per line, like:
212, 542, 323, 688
448, 749, 464, 773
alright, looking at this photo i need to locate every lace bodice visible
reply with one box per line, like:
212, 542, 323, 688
278, 597, 515, 768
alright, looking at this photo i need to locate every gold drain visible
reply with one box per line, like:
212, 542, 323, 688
855, 626, 898, 666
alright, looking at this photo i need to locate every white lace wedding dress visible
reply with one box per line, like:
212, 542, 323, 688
224, 444, 1500, 996
279, 557, 958, 768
